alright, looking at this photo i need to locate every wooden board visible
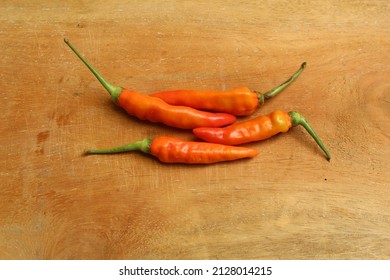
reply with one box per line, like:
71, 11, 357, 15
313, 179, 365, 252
0, 0, 389, 259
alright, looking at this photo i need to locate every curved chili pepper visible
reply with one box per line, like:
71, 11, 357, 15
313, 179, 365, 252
84, 136, 259, 164
150, 63, 306, 116
64, 39, 236, 129
193, 111, 331, 160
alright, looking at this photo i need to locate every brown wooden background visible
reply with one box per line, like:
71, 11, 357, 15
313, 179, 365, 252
1, 0, 389, 259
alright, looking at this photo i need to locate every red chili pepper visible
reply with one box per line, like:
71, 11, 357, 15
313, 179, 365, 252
84, 136, 259, 164
193, 111, 331, 160
150, 63, 306, 116
64, 39, 236, 129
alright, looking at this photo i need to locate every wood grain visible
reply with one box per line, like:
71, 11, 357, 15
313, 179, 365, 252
0, 0, 389, 259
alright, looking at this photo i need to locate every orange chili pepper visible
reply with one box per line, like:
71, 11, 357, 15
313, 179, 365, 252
150, 63, 306, 116
193, 111, 331, 160
84, 136, 259, 164
64, 39, 236, 129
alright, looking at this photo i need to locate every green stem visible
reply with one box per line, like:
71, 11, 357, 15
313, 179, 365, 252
288, 111, 331, 161
64, 38, 122, 103
84, 138, 152, 155
260, 62, 306, 100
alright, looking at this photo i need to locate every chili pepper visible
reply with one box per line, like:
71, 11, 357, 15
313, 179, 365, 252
150, 63, 306, 116
64, 39, 236, 129
193, 111, 331, 160
84, 136, 259, 164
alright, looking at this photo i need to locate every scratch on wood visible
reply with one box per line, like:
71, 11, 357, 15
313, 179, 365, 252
218, 57, 226, 91
36, 131, 50, 144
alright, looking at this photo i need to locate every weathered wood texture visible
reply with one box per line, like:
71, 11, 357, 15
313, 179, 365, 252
0, 0, 389, 259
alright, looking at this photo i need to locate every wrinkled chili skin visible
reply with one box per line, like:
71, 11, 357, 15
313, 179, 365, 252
150, 87, 259, 116
149, 136, 259, 164
117, 89, 237, 129
192, 110, 292, 145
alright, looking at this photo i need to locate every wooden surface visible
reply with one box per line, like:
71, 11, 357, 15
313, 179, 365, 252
1, 0, 389, 260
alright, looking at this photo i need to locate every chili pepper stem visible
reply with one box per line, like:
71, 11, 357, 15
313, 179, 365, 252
258, 62, 307, 101
289, 111, 331, 161
64, 38, 122, 103
84, 138, 152, 155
